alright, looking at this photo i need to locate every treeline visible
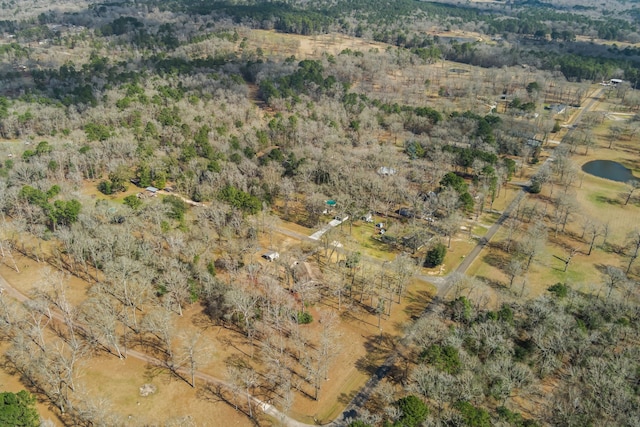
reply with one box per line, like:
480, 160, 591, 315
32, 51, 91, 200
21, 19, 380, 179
534, 51, 640, 85
438, 41, 640, 86
30, 54, 141, 107
131, 0, 637, 43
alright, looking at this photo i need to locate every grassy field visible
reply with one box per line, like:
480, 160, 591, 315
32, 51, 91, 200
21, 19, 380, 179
465, 107, 640, 304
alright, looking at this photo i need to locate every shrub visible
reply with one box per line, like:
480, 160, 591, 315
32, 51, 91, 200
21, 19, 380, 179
295, 311, 313, 324
98, 180, 113, 195
0, 390, 40, 427
163, 195, 188, 221
454, 401, 491, 427
123, 194, 142, 210
219, 185, 262, 214
548, 282, 568, 298
529, 178, 542, 193
424, 242, 447, 267
419, 344, 461, 374
497, 406, 541, 427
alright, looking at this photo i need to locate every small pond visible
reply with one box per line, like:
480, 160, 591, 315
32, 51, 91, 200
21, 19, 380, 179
582, 160, 638, 183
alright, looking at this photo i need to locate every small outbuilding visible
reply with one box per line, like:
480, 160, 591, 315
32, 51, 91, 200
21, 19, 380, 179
546, 104, 566, 115
361, 213, 373, 222
262, 251, 280, 262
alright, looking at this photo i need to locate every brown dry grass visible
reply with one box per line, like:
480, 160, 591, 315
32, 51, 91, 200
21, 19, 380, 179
2, 27, 635, 427
245, 30, 391, 60
81, 350, 254, 427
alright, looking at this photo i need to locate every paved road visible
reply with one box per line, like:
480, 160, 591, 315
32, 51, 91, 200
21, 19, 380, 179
332, 188, 528, 425
454, 190, 526, 277
0, 200, 520, 427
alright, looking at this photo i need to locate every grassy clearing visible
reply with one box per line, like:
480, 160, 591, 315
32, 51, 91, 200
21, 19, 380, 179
344, 220, 400, 261
467, 110, 640, 301
442, 238, 477, 275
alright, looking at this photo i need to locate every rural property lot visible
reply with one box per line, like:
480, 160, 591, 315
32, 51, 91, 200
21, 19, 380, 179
1, 1, 640, 424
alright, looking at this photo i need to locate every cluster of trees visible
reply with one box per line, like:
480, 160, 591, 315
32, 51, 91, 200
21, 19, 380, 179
0, 390, 40, 427
348, 283, 639, 426
18, 185, 81, 231
259, 59, 339, 102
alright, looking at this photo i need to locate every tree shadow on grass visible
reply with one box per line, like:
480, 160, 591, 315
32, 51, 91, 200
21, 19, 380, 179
595, 194, 621, 206
482, 251, 509, 270
354, 332, 396, 377
339, 305, 381, 329
403, 289, 434, 319
476, 275, 509, 292
143, 361, 172, 384
593, 263, 612, 275
338, 389, 358, 406
198, 383, 263, 427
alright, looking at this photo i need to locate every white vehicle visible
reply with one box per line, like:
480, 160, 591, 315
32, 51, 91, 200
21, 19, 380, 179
261, 251, 280, 261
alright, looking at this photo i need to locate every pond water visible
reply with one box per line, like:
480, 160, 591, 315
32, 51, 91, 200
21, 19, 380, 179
582, 160, 638, 183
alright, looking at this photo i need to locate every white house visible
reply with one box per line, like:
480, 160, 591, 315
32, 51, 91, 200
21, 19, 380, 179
361, 213, 373, 222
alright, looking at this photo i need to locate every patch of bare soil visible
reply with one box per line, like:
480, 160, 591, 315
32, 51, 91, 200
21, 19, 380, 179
248, 30, 392, 60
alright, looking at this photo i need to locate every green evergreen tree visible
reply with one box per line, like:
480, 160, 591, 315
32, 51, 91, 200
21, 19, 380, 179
395, 395, 429, 427
0, 390, 40, 427
424, 242, 447, 267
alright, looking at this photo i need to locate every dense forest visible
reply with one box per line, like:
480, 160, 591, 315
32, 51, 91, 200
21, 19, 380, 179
0, 0, 639, 426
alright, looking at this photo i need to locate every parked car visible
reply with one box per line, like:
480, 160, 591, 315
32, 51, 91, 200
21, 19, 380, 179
397, 208, 414, 218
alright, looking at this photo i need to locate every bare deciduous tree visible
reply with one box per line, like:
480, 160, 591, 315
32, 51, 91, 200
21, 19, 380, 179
625, 229, 640, 274
518, 222, 547, 271
623, 180, 640, 206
